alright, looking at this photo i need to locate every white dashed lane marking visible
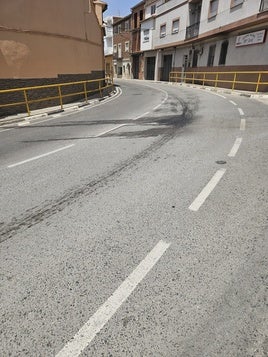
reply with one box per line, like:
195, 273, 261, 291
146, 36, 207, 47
240, 118, 246, 131
8, 144, 75, 168
238, 108, 244, 116
228, 137, 243, 157
229, 100, 237, 106
56, 240, 171, 357
189, 169, 226, 212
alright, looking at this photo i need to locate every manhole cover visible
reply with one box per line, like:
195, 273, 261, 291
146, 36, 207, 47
216, 160, 227, 165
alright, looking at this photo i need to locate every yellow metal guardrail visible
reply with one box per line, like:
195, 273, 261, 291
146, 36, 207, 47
169, 71, 268, 92
0, 76, 114, 116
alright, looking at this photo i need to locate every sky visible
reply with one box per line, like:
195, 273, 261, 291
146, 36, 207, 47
104, 0, 139, 17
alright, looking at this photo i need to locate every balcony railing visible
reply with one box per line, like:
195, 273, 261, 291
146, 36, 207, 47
185, 21, 200, 40
260, 0, 268, 12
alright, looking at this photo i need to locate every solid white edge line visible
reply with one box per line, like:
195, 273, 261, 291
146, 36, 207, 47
95, 124, 126, 137
55, 240, 171, 357
238, 108, 244, 116
240, 118, 246, 131
228, 137, 243, 157
8, 144, 75, 168
229, 100, 237, 106
133, 112, 150, 120
189, 168, 226, 212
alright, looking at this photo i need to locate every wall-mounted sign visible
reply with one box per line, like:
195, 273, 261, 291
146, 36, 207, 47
236, 30, 266, 47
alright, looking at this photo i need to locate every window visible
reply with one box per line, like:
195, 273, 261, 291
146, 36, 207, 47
151, 4, 156, 15
230, 0, 243, 8
207, 44, 216, 66
172, 19, 180, 34
134, 13, 138, 28
118, 43, 122, 58
118, 24, 121, 33
125, 41, 129, 52
113, 44, 117, 53
260, 0, 268, 12
143, 29, 150, 42
125, 21, 129, 31
140, 10, 144, 21
209, 0, 219, 18
219, 40, 229, 65
160, 24, 166, 38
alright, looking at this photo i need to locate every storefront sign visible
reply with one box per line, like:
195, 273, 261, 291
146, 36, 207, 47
236, 30, 266, 47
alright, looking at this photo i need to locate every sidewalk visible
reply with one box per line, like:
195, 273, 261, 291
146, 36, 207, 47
0, 87, 118, 127
168, 81, 268, 105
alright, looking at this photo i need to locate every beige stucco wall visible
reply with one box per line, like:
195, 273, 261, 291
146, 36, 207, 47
0, 0, 104, 78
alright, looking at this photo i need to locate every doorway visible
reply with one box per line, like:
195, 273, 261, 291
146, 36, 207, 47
161, 54, 172, 81
146, 57, 156, 80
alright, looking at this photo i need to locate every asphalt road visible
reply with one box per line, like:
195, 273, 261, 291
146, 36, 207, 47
0, 80, 267, 356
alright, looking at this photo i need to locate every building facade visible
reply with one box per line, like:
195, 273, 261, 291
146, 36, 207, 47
139, 0, 268, 90
0, 0, 107, 82
131, 1, 146, 79
113, 15, 132, 79
104, 16, 122, 78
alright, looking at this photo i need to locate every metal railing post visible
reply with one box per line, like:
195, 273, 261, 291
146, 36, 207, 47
215, 73, 219, 88
58, 85, 63, 110
232, 73, 237, 91
84, 82, 88, 103
99, 80, 103, 97
203, 73, 205, 86
23, 89, 31, 116
256, 73, 262, 92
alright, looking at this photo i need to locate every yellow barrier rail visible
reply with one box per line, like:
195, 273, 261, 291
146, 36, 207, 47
169, 71, 268, 93
0, 76, 114, 116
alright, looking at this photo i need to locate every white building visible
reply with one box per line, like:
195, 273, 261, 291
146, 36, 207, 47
104, 16, 114, 56
139, 0, 268, 91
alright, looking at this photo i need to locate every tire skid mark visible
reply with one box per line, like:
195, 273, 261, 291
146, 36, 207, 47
0, 97, 196, 243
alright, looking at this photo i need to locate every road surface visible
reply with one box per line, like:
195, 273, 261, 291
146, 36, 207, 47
0, 80, 267, 356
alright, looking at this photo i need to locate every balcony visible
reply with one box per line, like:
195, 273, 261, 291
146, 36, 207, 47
185, 21, 200, 40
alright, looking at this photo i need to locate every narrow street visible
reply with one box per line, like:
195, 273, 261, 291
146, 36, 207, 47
0, 80, 267, 356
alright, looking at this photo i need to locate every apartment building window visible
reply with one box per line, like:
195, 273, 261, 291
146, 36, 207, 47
134, 13, 138, 28
260, 0, 268, 12
160, 24, 166, 38
208, 0, 219, 18
140, 10, 144, 21
125, 41, 129, 52
118, 43, 122, 58
113, 44, 117, 53
118, 24, 122, 33
151, 4, 156, 15
219, 40, 229, 65
207, 44, 216, 66
172, 19, 180, 34
125, 21, 129, 31
230, 0, 244, 8
143, 29, 150, 42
